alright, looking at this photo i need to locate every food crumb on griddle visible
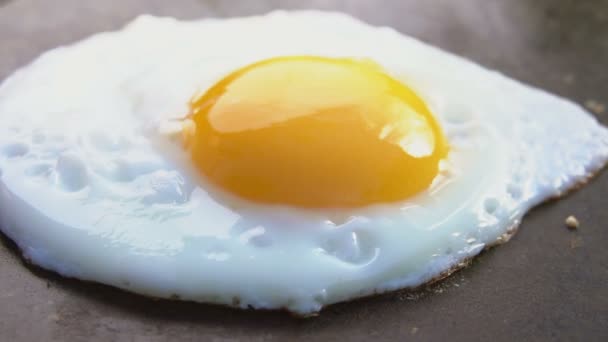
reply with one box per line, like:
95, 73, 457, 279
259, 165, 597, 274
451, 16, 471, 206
585, 100, 606, 115
565, 215, 580, 229
562, 74, 575, 84
48, 313, 60, 322
570, 236, 584, 249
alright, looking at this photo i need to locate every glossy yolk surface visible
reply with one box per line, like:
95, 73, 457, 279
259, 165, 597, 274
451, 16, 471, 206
187, 56, 448, 208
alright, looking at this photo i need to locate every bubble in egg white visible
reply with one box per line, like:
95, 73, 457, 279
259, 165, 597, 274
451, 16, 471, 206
506, 183, 523, 200
322, 229, 378, 266
56, 153, 89, 192
2, 142, 29, 158
0, 11, 607, 315
140, 170, 189, 205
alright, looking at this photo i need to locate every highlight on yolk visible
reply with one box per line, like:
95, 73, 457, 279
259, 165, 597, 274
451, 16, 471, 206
185, 56, 448, 208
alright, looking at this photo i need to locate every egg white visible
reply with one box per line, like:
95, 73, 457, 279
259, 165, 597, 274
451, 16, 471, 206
0, 11, 607, 315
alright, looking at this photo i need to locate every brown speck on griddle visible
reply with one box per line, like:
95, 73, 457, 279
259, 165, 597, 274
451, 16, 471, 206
411, 327, 419, 335
562, 74, 575, 84
585, 100, 605, 115
570, 236, 584, 249
565, 215, 580, 229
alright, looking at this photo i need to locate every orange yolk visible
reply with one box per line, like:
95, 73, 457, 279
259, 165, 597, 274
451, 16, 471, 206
186, 56, 448, 208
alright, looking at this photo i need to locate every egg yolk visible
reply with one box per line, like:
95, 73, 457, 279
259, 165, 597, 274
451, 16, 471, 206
186, 56, 448, 208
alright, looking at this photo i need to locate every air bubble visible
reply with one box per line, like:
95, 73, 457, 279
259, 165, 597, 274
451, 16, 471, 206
512, 172, 524, 183
56, 153, 89, 192
141, 170, 189, 204
111, 160, 136, 182
313, 290, 328, 303
322, 230, 378, 265
507, 183, 522, 200
326, 212, 354, 226
484, 198, 499, 214
238, 227, 273, 248
2, 142, 29, 158
111, 157, 163, 182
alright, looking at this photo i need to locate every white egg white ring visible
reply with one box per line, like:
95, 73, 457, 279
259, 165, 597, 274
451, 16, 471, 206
0, 11, 607, 315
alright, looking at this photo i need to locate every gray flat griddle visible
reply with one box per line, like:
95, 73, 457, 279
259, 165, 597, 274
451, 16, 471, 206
1, 0, 607, 341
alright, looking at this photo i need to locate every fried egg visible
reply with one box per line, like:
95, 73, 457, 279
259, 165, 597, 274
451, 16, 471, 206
0, 11, 607, 315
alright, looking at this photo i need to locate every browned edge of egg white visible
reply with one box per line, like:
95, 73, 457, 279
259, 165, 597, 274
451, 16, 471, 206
1, 159, 606, 318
